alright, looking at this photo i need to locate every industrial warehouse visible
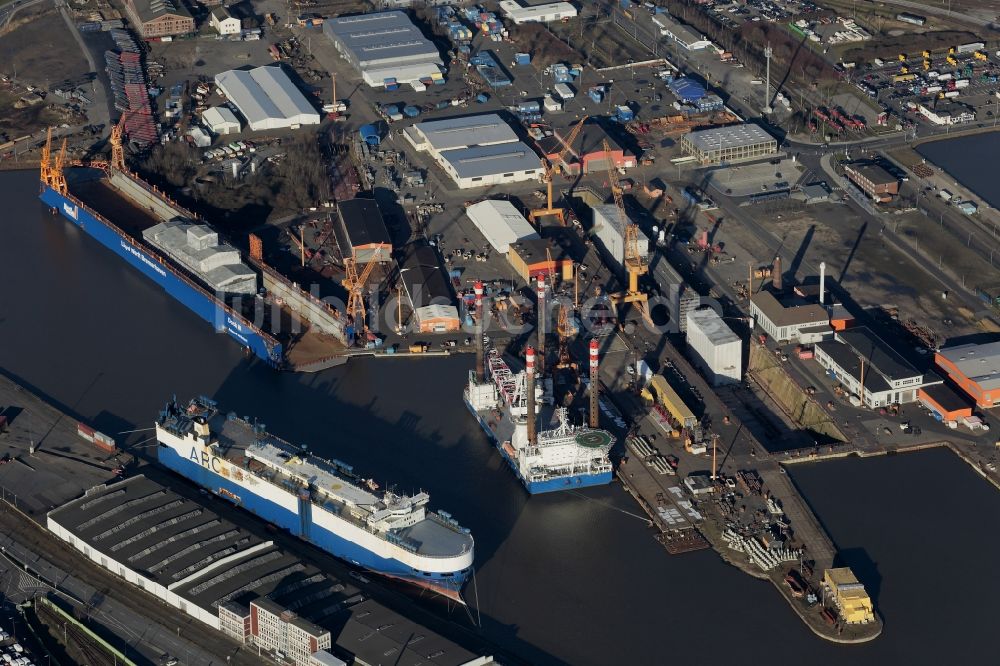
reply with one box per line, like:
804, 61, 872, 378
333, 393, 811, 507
399, 244, 461, 332
679, 124, 778, 164
465, 199, 539, 254
404, 114, 542, 188
334, 198, 392, 264
214, 66, 320, 131
323, 12, 445, 88
46, 476, 495, 666
499, 0, 578, 24
935, 341, 1000, 408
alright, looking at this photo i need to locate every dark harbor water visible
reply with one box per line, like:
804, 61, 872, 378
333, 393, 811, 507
916, 132, 1000, 210
2, 169, 998, 664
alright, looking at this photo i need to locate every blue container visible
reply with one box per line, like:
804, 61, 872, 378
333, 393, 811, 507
403, 105, 420, 117
515, 52, 531, 65
476, 92, 489, 103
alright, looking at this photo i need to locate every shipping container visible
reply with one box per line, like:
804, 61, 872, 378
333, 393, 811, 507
554, 82, 575, 99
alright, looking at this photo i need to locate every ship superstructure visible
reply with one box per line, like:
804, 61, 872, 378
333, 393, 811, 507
465, 341, 614, 493
156, 396, 474, 600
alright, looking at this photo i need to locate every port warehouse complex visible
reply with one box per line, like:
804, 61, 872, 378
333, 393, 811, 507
47, 475, 496, 666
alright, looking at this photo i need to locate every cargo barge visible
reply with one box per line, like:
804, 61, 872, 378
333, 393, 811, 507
156, 396, 474, 600
38, 131, 284, 365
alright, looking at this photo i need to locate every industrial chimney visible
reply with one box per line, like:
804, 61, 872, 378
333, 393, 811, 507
475, 281, 485, 383
526, 346, 537, 446
819, 262, 826, 305
589, 339, 600, 428
536, 275, 547, 371
772, 255, 782, 291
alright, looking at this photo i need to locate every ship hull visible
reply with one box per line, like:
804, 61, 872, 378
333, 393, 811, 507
464, 396, 612, 494
157, 442, 469, 598
39, 182, 282, 366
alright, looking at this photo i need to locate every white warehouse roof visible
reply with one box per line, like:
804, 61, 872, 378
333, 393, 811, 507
466, 200, 539, 254
687, 308, 740, 345
412, 114, 519, 152
499, 0, 578, 24
214, 66, 320, 131
202, 106, 240, 133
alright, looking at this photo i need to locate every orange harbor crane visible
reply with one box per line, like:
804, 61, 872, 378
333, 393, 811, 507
602, 139, 648, 317
530, 115, 588, 225
342, 245, 385, 333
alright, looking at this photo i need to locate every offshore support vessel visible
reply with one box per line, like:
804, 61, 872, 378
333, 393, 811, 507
156, 396, 474, 601
38, 127, 283, 366
463, 282, 614, 493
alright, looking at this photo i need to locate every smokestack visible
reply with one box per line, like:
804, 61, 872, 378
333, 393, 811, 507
772, 255, 782, 291
819, 261, 826, 305
526, 346, 537, 446
536, 275, 546, 371
475, 282, 485, 382
589, 339, 599, 428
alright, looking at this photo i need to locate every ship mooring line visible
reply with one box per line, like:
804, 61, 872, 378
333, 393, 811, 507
566, 490, 650, 521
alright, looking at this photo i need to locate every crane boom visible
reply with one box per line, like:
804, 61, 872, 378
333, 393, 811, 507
530, 116, 588, 225
602, 139, 647, 312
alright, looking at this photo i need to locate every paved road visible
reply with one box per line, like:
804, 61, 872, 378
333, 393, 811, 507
0, 0, 45, 30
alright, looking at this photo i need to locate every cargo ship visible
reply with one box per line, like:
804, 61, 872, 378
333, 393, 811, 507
464, 340, 614, 493
37, 130, 283, 366
156, 396, 474, 600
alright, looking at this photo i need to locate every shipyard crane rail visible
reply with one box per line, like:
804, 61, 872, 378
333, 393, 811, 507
530, 115, 588, 225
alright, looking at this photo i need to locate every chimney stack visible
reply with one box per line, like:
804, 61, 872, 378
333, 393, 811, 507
772, 255, 782, 291
526, 346, 537, 446
589, 339, 600, 428
536, 275, 546, 371
819, 262, 826, 305
474, 281, 485, 382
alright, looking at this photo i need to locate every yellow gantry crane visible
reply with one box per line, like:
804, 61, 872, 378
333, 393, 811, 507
342, 245, 385, 332
530, 115, 588, 225
602, 139, 648, 315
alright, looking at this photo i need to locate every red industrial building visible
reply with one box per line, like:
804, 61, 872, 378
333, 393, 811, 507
843, 162, 899, 203
539, 122, 635, 175
935, 341, 1000, 407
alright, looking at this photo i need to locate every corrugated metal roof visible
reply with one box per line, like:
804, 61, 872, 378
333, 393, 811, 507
938, 341, 1000, 390
323, 12, 442, 69
685, 124, 775, 153
214, 66, 320, 130
442, 141, 541, 179
414, 113, 519, 151
465, 200, 539, 253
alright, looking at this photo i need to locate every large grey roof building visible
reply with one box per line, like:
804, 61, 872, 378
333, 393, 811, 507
214, 66, 320, 131
47, 476, 497, 666
323, 12, 444, 87
143, 219, 258, 294
680, 124, 777, 165
403, 114, 542, 188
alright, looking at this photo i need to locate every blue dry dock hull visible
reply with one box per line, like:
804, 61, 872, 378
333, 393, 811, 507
464, 397, 613, 494
157, 443, 469, 594
39, 184, 282, 366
